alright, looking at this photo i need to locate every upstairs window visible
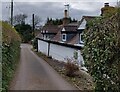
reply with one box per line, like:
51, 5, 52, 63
80, 33, 84, 44
62, 34, 66, 41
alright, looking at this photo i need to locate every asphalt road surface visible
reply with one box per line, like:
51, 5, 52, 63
10, 44, 77, 90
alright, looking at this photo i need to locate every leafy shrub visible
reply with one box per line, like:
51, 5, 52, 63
73, 51, 78, 60
32, 38, 38, 50
14, 23, 34, 43
1, 21, 21, 91
82, 13, 119, 91
65, 59, 79, 77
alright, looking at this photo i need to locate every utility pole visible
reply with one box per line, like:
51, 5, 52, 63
11, 0, 13, 26
32, 14, 35, 37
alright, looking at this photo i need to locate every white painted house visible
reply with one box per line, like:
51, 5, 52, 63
38, 39, 84, 65
37, 21, 85, 66
37, 8, 95, 67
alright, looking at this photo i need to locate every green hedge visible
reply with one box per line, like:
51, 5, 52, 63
82, 13, 119, 91
1, 21, 21, 91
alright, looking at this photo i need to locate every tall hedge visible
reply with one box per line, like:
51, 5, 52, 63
1, 21, 21, 91
82, 11, 119, 91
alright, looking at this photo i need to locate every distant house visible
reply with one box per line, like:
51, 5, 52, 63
41, 24, 59, 40
37, 6, 96, 67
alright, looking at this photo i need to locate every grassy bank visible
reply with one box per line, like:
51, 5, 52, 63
1, 21, 21, 91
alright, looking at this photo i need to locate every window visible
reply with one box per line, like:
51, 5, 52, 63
62, 34, 66, 41
80, 33, 84, 44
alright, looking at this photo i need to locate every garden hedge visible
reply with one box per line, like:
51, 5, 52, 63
1, 21, 21, 91
82, 11, 120, 91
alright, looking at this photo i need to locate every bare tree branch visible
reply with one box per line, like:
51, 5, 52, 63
34, 15, 42, 28
12, 14, 28, 25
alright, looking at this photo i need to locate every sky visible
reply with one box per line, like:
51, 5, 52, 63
1, 0, 118, 25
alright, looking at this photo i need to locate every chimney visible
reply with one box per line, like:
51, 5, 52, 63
64, 10, 68, 18
104, 3, 109, 7
62, 5, 70, 26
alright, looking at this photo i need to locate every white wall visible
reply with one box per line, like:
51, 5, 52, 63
38, 40, 48, 55
38, 39, 84, 65
49, 43, 75, 62
78, 19, 87, 29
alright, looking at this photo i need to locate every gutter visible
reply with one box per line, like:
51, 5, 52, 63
36, 38, 83, 50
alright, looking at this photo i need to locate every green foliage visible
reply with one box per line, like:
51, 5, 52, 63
46, 17, 77, 25
73, 51, 78, 60
14, 23, 34, 43
2, 21, 21, 91
46, 18, 63, 25
102, 7, 117, 18
32, 38, 38, 50
82, 14, 119, 91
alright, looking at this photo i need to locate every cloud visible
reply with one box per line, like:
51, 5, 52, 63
1, 1, 117, 25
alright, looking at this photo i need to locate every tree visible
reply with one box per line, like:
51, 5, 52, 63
14, 24, 33, 43
12, 14, 27, 25
72, 18, 77, 22
10, 13, 34, 43
46, 17, 53, 25
45, 17, 77, 25
34, 15, 42, 28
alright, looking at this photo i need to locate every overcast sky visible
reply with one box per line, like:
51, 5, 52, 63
1, 0, 118, 25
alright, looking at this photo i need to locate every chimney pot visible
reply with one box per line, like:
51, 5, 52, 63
105, 3, 109, 7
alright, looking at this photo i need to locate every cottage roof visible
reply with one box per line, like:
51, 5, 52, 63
68, 34, 79, 44
42, 24, 59, 33
39, 16, 96, 47
83, 16, 96, 21
36, 32, 43, 39
63, 25, 78, 32
77, 16, 97, 30
67, 22, 79, 26
52, 31, 61, 42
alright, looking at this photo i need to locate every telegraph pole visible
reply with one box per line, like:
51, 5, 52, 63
11, 0, 13, 26
32, 14, 35, 37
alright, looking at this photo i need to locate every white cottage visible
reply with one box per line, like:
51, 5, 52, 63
37, 7, 96, 67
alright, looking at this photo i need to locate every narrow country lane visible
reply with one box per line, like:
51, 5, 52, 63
10, 44, 77, 90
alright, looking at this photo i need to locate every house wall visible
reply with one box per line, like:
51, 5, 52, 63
78, 19, 86, 29
49, 43, 75, 62
38, 40, 48, 55
38, 39, 84, 65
